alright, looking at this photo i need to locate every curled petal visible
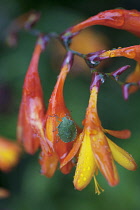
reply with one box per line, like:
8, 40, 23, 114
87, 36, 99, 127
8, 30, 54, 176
104, 129, 131, 139
73, 133, 97, 191
107, 138, 137, 171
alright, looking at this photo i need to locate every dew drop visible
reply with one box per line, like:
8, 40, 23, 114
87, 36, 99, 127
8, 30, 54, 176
110, 52, 115, 57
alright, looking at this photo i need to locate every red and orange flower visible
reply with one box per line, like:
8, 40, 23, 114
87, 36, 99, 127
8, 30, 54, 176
61, 72, 137, 193
17, 35, 48, 154
40, 51, 81, 177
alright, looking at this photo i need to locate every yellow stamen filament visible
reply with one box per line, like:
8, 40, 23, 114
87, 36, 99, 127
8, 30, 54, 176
93, 175, 104, 195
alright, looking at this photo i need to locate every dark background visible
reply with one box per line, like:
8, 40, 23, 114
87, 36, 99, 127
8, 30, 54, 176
0, 0, 140, 209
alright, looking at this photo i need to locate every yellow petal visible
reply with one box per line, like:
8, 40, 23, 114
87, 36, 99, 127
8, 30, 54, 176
107, 138, 137, 171
73, 132, 97, 191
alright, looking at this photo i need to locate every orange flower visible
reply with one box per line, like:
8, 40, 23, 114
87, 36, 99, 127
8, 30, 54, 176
61, 73, 137, 193
63, 9, 140, 37
0, 137, 21, 172
40, 51, 81, 177
100, 45, 140, 62
17, 35, 48, 154
126, 62, 140, 93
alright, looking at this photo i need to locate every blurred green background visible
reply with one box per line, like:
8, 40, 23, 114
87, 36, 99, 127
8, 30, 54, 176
0, 0, 140, 209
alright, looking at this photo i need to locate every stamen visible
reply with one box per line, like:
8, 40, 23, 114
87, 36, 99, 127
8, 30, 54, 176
93, 175, 104, 195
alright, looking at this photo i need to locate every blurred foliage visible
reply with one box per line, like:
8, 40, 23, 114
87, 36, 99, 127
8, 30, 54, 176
0, 0, 140, 209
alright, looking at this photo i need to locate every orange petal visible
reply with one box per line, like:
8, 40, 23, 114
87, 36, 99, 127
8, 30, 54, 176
73, 133, 97, 190
104, 129, 131, 139
90, 131, 119, 186
107, 138, 137, 171
39, 151, 58, 178
100, 45, 140, 62
60, 132, 84, 168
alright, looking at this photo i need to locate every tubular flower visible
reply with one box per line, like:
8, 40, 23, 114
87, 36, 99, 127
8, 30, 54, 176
125, 62, 140, 94
17, 35, 48, 154
0, 137, 21, 172
41, 51, 81, 177
61, 72, 137, 193
100, 45, 140, 62
63, 9, 140, 37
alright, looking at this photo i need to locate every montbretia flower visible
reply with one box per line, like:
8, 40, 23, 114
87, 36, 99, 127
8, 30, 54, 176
17, 35, 48, 154
100, 45, 140, 62
61, 72, 137, 193
40, 51, 81, 177
63, 9, 140, 38
0, 137, 21, 172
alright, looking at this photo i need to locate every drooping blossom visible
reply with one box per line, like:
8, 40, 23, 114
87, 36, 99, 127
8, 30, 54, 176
17, 35, 48, 154
0, 137, 21, 172
100, 45, 140, 62
62, 9, 140, 38
40, 51, 81, 177
61, 72, 137, 193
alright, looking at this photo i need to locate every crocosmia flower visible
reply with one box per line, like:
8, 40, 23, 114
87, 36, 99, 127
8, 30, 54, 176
0, 137, 21, 172
64, 9, 140, 38
61, 72, 137, 193
17, 35, 48, 154
40, 51, 81, 177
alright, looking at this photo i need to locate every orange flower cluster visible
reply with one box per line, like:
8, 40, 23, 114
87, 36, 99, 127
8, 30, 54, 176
16, 8, 140, 193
